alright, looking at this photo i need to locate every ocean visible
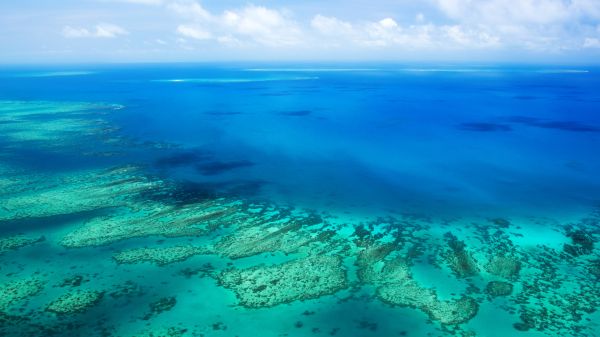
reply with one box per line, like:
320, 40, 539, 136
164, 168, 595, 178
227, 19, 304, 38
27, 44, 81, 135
0, 64, 599, 337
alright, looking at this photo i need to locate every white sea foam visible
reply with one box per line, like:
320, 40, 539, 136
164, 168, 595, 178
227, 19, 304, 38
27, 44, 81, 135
397, 68, 494, 73
245, 68, 379, 72
153, 77, 318, 83
14, 71, 96, 78
536, 69, 589, 74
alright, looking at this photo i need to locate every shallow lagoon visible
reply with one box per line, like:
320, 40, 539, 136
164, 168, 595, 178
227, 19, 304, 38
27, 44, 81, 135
0, 65, 599, 337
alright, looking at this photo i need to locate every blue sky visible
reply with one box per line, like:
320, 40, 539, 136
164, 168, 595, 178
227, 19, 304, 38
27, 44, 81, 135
1, 0, 600, 63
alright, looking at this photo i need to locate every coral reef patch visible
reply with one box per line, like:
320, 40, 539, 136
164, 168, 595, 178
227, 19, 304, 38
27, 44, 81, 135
217, 255, 348, 308
45, 290, 104, 315
0, 235, 44, 254
113, 246, 209, 266
0, 277, 45, 311
0, 100, 598, 336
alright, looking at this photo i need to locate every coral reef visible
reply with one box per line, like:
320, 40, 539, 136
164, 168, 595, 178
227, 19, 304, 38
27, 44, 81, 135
0, 277, 45, 311
61, 199, 241, 247
442, 232, 479, 278
563, 228, 594, 257
217, 255, 348, 308
591, 259, 600, 280
45, 290, 104, 314
131, 326, 189, 337
58, 275, 88, 288
378, 281, 479, 325
0, 234, 44, 254
352, 236, 479, 326
485, 255, 521, 280
0, 166, 161, 222
1, 100, 599, 336
485, 281, 513, 297
109, 281, 145, 299
143, 297, 177, 320
113, 245, 209, 266
214, 211, 329, 259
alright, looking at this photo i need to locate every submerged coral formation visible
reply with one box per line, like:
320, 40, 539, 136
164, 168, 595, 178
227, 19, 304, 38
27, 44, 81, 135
485, 255, 521, 280
45, 290, 104, 315
131, 326, 189, 337
485, 281, 513, 297
378, 281, 479, 325
0, 235, 44, 254
511, 232, 599, 334
356, 247, 479, 325
143, 297, 177, 320
0, 277, 45, 311
442, 232, 479, 278
214, 208, 336, 259
0, 100, 121, 153
60, 199, 242, 248
113, 246, 209, 266
0, 100, 598, 336
0, 166, 161, 222
218, 255, 348, 308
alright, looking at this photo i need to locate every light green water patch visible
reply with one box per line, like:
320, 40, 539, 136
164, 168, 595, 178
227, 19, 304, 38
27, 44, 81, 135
466, 300, 548, 337
411, 258, 467, 299
509, 216, 571, 250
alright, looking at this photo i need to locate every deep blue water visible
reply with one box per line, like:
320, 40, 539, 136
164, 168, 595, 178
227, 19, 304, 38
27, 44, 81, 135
2, 64, 600, 217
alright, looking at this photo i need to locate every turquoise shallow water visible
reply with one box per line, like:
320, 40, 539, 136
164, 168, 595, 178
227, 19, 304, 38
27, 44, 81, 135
0, 65, 599, 337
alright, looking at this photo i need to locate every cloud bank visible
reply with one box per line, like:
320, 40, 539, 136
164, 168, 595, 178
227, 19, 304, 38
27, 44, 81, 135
63, 23, 129, 38
133, 0, 600, 55
1, 0, 599, 62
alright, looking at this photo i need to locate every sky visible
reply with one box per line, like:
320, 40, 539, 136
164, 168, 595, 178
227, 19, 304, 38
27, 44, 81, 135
1, 0, 600, 63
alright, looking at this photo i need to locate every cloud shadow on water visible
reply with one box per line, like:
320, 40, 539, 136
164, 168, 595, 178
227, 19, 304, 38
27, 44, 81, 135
458, 122, 512, 132
507, 116, 600, 132
279, 110, 313, 117
195, 160, 255, 176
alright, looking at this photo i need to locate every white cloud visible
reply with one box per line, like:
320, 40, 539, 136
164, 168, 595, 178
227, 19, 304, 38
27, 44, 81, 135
108, 0, 600, 55
584, 37, 600, 48
167, 0, 211, 21
436, 0, 571, 25
166, 2, 303, 47
309, 14, 502, 50
444, 25, 470, 45
362, 19, 402, 47
63, 23, 128, 38
217, 35, 242, 46
311, 15, 354, 36
379, 18, 398, 29
219, 6, 303, 46
95, 23, 129, 38
176, 24, 211, 40
63, 26, 92, 38
119, 0, 163, 5
433, 0, 600, 52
